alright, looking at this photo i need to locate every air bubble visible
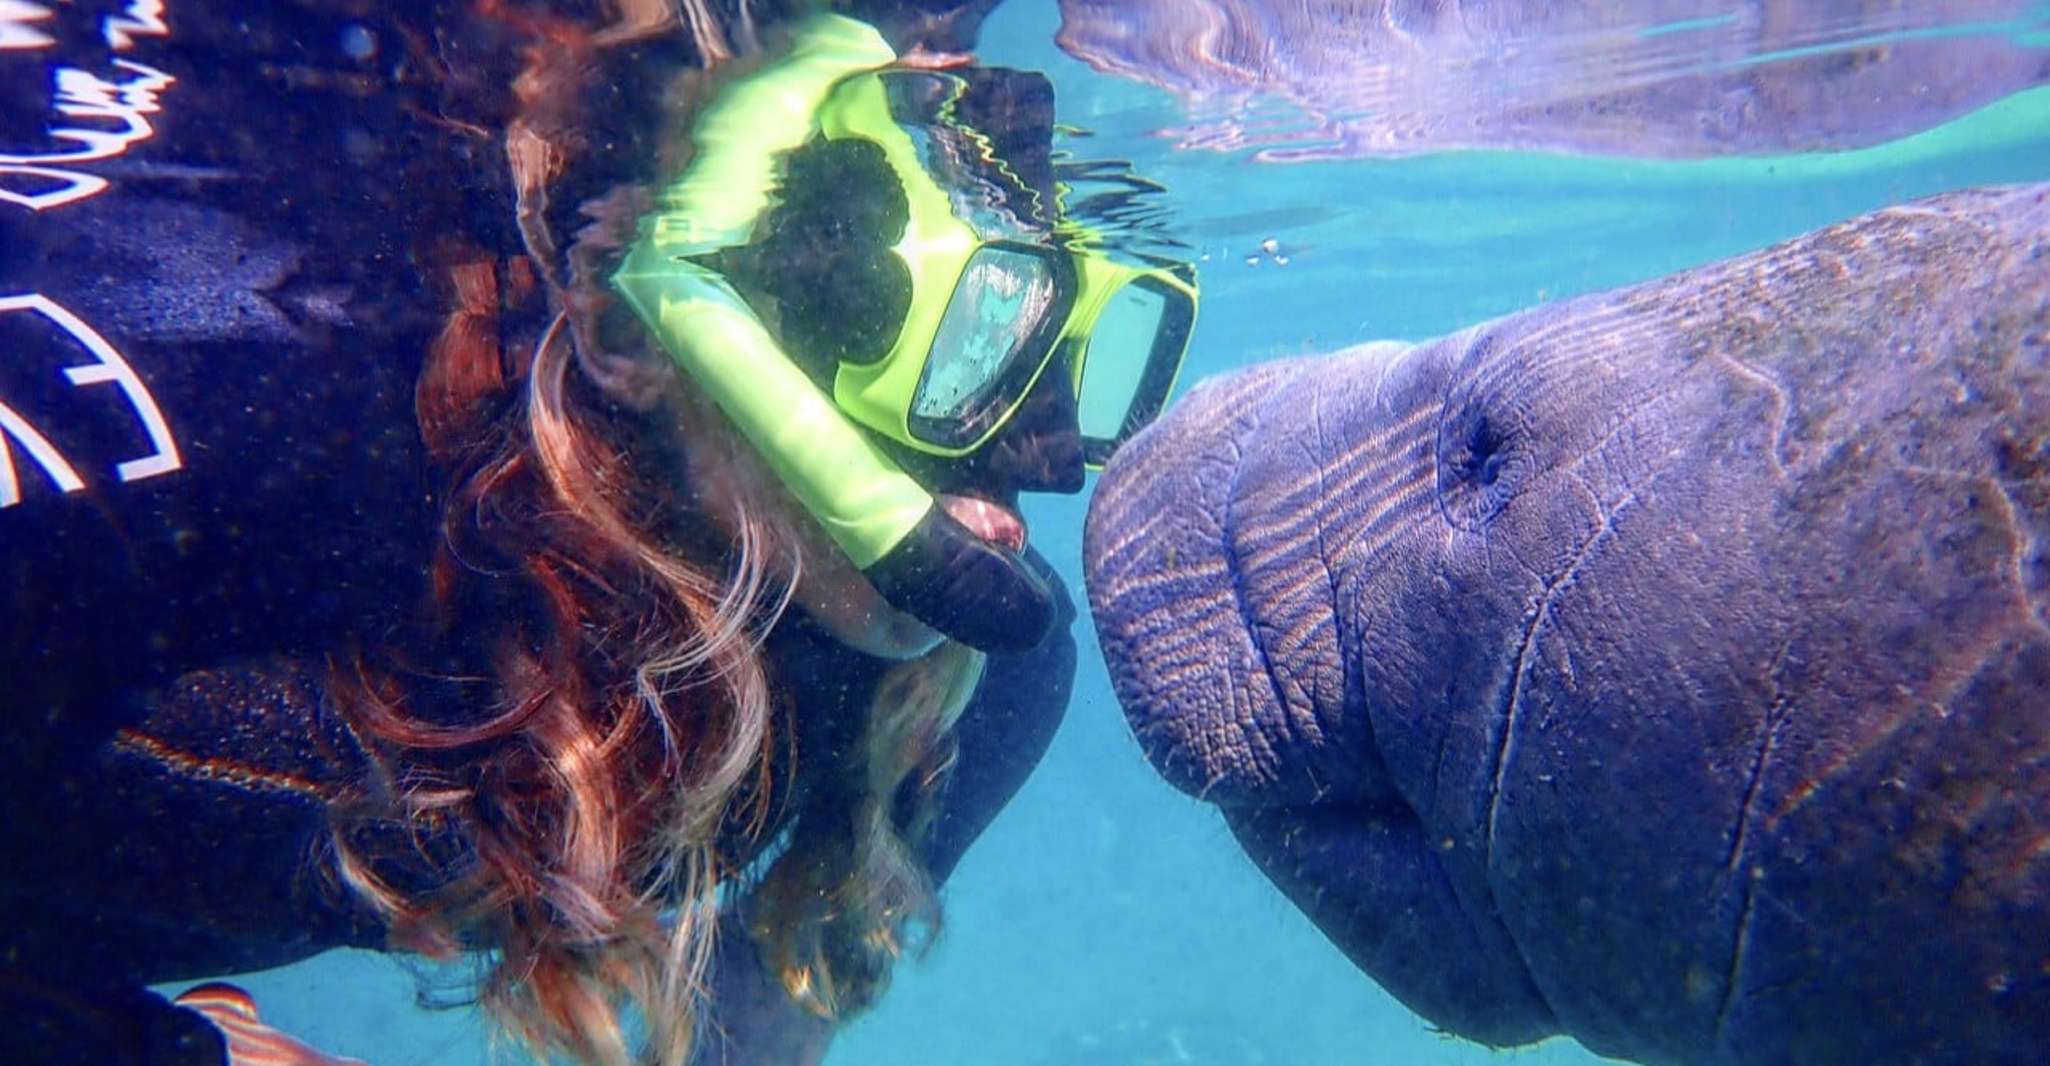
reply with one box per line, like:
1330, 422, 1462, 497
340, 25, 377, 60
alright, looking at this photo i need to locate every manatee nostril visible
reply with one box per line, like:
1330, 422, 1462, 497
1457, 414, 1507, 487
1436, 396, 1525, 530
1478, 452, 1505, 487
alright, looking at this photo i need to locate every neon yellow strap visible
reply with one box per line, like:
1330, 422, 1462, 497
646, 14, 898, 255
614, 14, 931, 567
612, 255, 934, 567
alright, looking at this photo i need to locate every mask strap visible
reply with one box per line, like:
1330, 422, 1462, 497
614, 14, 1059, 652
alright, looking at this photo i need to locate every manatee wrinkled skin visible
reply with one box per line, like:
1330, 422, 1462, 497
1084, 184, 2050, 1065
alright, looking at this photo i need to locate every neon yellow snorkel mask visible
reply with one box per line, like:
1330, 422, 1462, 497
810, 62, 1197, 466
611, 14, 1197, 651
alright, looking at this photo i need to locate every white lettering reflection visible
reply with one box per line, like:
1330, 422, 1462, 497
0, 58, 175, 211
0, 293, 184, 507
0, 0, 54, 51
3, 1, 178, 211
103, 0, 169, 50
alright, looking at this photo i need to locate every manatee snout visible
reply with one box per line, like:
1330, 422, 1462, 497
1085, 340, 1564, 1046
1090, 358, 1312, 799
1082, 354, 1435, 811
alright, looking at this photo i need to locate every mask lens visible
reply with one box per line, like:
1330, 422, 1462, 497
911, 244, 1071, 449
1077, 282, 1169, 441
1077, 274, 1195, 467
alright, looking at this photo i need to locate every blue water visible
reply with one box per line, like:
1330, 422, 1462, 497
210, 1, 2050, 1062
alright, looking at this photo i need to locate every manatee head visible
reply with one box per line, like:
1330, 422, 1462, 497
1084, 184, 2050, 1064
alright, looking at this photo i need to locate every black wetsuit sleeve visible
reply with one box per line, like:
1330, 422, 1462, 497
919, 550, 1076, 886
2, 6, 511, 1060
750, 548, 1078, 888
0, 656, 418, 1066
7, 660, 396, 986
0, 981, 227, 1066
1, 2, 460, 780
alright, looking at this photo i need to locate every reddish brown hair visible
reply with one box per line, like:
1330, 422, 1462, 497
337, 259, 785, 1064
321, 6, 977, 1063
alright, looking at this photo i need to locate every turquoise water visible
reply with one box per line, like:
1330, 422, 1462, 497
211, 2, 2050, 1063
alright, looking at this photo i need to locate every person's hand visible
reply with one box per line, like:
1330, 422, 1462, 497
174, 983, 369, 1066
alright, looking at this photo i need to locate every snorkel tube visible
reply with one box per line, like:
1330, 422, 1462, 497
612, 14, 1056, 652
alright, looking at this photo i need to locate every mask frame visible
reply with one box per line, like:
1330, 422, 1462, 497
814, 67, 1197, 466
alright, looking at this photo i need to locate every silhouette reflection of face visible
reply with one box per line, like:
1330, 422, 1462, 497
726, 63, 1082, 506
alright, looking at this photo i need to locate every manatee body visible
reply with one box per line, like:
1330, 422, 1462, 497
1056, 1, 2049, 161
1084, 184, 2050, 1065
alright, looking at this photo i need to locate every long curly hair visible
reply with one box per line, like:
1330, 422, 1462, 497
320, 4, 977, 1063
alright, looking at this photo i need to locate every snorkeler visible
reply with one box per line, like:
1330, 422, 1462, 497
0, 3, 1191, 1065
607, 11, 1194, 651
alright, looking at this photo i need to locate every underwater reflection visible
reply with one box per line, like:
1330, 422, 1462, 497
1055, 0, 2050, 159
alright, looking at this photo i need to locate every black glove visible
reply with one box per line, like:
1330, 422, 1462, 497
863, 507, 1056, 653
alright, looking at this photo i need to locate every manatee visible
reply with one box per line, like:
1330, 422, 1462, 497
1083, 183, 2050, 1065
1055, 1, 2050, 161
